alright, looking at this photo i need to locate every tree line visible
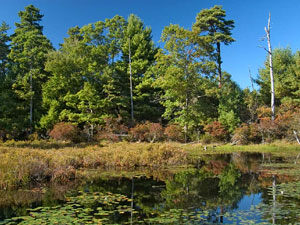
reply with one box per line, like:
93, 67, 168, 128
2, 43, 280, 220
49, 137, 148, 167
0, 5, 299, 143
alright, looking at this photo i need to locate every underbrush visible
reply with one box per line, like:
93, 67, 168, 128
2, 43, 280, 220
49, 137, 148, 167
0, 142, 187, 189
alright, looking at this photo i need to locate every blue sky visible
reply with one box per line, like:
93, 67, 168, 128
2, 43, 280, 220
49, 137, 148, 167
2, 0, 300, 89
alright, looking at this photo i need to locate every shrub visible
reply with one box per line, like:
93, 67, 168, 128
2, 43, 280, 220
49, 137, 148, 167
204, 121, 229, 141
232, 123, 250, 145
49, 122, 79, 142
129, 122, 165, 142
146, 122, 165, 142
129, 123, 148, 142
164, 124, 185, 142
97, 117, 128, 142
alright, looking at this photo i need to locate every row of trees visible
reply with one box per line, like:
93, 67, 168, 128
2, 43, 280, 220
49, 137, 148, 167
0, 5, 299, 143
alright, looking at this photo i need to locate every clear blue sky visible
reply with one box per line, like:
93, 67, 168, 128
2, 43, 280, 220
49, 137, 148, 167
2, 0, 300, 89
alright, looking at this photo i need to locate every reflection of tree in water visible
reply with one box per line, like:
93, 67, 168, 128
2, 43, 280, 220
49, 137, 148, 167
159, 163, 253, 223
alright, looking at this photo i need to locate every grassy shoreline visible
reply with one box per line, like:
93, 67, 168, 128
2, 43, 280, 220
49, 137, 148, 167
1, 140, 300, 189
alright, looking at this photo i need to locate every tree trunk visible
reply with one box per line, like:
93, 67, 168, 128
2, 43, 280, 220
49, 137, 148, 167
184, 94, 189, 143
217, 42, 222, 88
29, 69, 33, 134
128, 38, 134, 126
265, 13, 275, 121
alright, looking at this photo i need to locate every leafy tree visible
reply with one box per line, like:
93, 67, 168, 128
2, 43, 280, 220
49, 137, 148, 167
218, 73, 244, 133
120, 14, 159, 123
155, 23, 217, 141
8, 5, 53, 133
193, 5, 235, 87
60, 82, 105, 140
42, 25, 107, 129
0, 22, 10, 78
258, 47, 300, 107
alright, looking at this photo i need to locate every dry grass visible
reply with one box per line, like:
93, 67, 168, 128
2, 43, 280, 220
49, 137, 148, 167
1, 140, 299, 189
0, 142, 187, 189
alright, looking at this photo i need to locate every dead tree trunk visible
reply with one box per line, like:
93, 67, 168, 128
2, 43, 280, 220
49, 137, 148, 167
128, 37, 134, 126
265, 13, 275, 121
29, 69, 33, 134
217, 42, 222, 88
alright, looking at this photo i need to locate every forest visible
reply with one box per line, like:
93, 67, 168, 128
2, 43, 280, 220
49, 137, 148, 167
0, 4, 300, 145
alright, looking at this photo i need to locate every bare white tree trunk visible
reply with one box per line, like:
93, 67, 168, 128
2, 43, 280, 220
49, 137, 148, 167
265, 13, 275, 121
128, 38, 134, 125
29, 69, 33, 134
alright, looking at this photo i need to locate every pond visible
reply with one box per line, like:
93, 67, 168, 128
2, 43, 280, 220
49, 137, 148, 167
1, 152, 300, 224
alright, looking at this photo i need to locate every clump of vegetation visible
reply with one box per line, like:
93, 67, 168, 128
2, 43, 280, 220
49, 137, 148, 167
130, 122, 164, 142
0, 143, 188, 189
204, 121, 229, 142
49, 122, 79, 142
164, 124, 185, 142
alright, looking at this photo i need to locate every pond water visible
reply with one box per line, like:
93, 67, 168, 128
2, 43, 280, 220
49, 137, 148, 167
1, 152, 300, 224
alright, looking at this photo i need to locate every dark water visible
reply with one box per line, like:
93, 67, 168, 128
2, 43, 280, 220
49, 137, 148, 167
1, 152, 299, 224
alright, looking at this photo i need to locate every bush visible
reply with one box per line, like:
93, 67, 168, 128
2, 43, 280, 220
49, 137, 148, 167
129, 122, 164, 142
49, 122, 79, 142
204, 121, 229, 141
232, 123, 250, 145
147, 122, 165, 142
97, 117, 128, 142
164, 124, 185, 142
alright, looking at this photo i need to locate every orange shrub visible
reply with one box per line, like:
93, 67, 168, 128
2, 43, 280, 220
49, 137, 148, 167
164, 124, 184, 142
49, 122, 79, 142
204, 121, 229, 141
97, 117, 128, 142
129, 122, 165, 142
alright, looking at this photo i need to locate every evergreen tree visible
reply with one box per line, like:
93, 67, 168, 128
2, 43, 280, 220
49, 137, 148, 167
258, 47, 300, 107
8, 5, 53, 134
120, 14, 159, 123
155, 24, 217, 141
193, 5, 235, 87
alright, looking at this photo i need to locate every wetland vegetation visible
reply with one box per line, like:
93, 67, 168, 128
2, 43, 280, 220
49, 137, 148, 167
1, 3, 300, 224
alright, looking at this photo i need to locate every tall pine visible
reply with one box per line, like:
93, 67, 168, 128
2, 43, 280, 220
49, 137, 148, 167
8, 5, 53, 134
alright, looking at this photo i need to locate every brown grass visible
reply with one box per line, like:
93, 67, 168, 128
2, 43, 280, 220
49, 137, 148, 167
0, 142, 187, 189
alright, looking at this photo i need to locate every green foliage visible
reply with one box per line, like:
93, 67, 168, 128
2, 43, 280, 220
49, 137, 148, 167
193, 5, 235, 86
258, 47, 300, 106
8, 5, 53, 134
155, 22, 217, 140
218, 73, 244, 133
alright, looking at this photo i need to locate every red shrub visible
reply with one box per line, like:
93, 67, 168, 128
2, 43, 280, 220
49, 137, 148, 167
232, 123, 250, 145
97, 117, 129, 142
204, 121, 229, 141
147, 122, 165, 142
49, 122, 78, 142
164, 124, 184, 142
130, 123, 149, 142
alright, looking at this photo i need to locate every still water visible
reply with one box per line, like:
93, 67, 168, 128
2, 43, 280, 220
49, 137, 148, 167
1, 152, 300, 224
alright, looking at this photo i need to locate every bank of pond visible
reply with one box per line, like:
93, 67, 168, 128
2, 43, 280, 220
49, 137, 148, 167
1, 142, 300, 224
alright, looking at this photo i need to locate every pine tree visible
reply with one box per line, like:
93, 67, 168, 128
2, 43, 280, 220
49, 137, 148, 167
193, 5, 234, 87
8, 5, 53, 134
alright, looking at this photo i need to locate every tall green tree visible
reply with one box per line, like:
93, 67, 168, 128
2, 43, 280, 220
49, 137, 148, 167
42, 23, 108, 129
258, 47, 300, 107
155, 24, 217, 141
218, 73, 244, 133
0, 22, 10, 79
8, 5, 53, 133
193, 5, 235, 87
120, 14, 158, 124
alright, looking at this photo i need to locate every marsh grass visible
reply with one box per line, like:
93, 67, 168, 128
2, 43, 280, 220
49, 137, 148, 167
0, 142, 187, 189
1, 140, 300, 189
